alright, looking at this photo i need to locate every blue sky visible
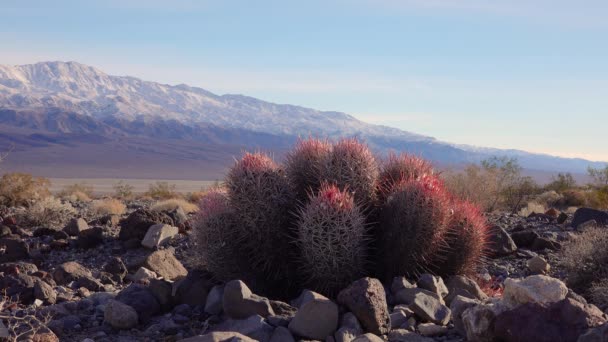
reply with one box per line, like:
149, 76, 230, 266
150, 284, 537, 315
2, 0, 608, 161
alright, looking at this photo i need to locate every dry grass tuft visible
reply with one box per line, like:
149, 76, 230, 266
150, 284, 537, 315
151, 198, 198, 213
17, 196, 76, 228
518, 201, 547, 217
91, 198, 126, 216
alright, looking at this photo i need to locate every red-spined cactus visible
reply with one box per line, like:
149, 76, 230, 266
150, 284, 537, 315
296, 184, 368, 296
378, 152, 434, 203
320, 138, 379, 207
225, 152, 296, 293
193, 188, 246, 282
432, 200, 489, 276
378, 176, 451, 280
285, 137, 332, 202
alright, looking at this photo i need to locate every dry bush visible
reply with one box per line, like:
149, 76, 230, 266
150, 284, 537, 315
91, 198, 126, 216
187, 190, 208, 204
17, 197, 76, 228
589, 279, 608, 311
151, 198, 198, 213
0, 294, 53, 341
0, 173, 50, 207
561, 227, 608, 305
585, 187, 608, 210
534, 190, 563, 208
113, 181, 134, 200
557, 189, 587, 207
58, 182, 94, 201
518, 201, 547, 217
146, 181, 179, 200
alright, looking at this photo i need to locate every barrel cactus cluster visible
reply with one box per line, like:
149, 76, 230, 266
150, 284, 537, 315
194, 137, 489, 298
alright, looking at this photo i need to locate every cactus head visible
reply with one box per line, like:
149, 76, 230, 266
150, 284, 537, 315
296, 183, 368, 296
285, 137, 332, 202
433, 200, 489, 276
320, 138, 379, 207
379, 175, 451, 280
378, 152, 434, 203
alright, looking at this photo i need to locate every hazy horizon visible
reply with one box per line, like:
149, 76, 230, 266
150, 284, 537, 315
2, 0, 608, 161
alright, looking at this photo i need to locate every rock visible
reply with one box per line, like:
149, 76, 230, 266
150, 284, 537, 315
223, 280, 274, 319
141, 224, 179, 248
388, 329, 435, 341
409, 291, 451, 325
450, 295, 480, 336
395, 287, 443, 306
0, 261, 38, 274
149, 278, 174, 311
214, 314, 274, 341
337, 277, 390, 335
104, 299, 139, 330
488, 225, 517, 256
1, 273, 35, 303
34, 280, 57, 304
143, 248, 187, 281
494, 298, 607, 342
132, 267, 158, 283
63, 218, 88, 236
52, 230, 69, 240
391, 277, 416, 294
545, 208, 559, 218
503, 275, 568, 308
291, 289, 327, 308
33, 227, 57, 237
417, 274, 448, 299
0, 237, 29, 262
0, 225, 11, 237
179, 332, 256, 342
417, 323, 447, 336
353, 333, 384, 342
390, 311, 409, 329
76, 276, 104, 292
205, 285, 224, 315
115, 284, 161, 323
578, 323, 608, 342
173, 270, 212, 306
53, 261, 92, 285
572, 208, 608, 229
510, 230, 540, 248
270, 326, 295, 342
445, 276, 487, 305
557, 212, 569, 224
77, 227, 104, 248
288, 296, 338, 340
168, 207, 190, 230
531, 237, 561, 251
527, 255, 550, 274
104, 257, 128, 280
119, 209, 174, 241
335, 312, 363, 342
461, 304, 496, 342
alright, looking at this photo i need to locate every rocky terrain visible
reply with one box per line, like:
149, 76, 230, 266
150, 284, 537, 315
1, 199, 608, 341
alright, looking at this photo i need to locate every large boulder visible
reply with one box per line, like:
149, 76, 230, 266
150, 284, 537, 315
494, 298, 607, 342
488, 225, 517, 256
104, 299, 139, 330
63, 218, 88, 237
119, 209, 173, 241
77, 227, 104, 249
337, 277, 390, 335
503, 275, 568, 308
288, 293, 338, 340
115, 284, 161, 323
572, 208, 608, 229
223, 280, 274, 319
143, 248, 187, 281
141, 224, 179, 249
0, 237, 29, 263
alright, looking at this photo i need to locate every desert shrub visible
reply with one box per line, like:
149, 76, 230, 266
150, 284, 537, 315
535, 190, 564, 208
585, 186, 608, 210
558, 189, 587, 207
0, 173, 51, 206
151, 198, 198, 213
58, 182, 94, 201
194, 139, 488, 297
588, 166, 608, 188
518, 201, 547, 217
113, 181, 134, 199
146, 181, 178, 200
18, 196, 76, 228
562, 227, 608, 307
91, 198, 126, 216
545, 172, 577, 193
187, 190, 208, 203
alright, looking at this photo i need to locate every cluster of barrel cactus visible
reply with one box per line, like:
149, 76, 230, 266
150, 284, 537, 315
194, 137, 488, 297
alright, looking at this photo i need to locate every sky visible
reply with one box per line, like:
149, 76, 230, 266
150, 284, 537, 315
1, 0, 608, 161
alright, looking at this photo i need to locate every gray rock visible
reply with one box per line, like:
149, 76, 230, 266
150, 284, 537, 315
0, 238, 29, 263
388, 329, 435, 341
141, 224, 179, 249
527, 256, 550, 275
143, 248, 187, 281
270, 326, 295, 342
502, 275, 568, 308
390, 311, 408, 329
33, 280, 56, 305
449, 295, 480, 336
578, 323, 608, 342
77, 227, 104, 248
409, 292, 451, 325
115, 284, 161, 323
132, 267, 158, 283
64, 218, 88, 236
337, 277, 390, 335
53, 261, 92, 285
205, 285, 224, 315
353, 333, 384, 342
461, 304, 496, 342
445, 275, 488, 305
391, 277, 416, 294
395, 287, 444, 306
572, 208, 608, 229
488, 225, 517, 256
417, 274, 448, 299
223, 280, 274, 319
104, 299, 138, 330
417, 323, 447, 336
214, 315, 274, 342
179, 332, 256, 342
288, 296, 338, 340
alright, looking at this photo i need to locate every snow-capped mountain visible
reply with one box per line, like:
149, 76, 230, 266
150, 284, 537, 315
0, 61, 605, 178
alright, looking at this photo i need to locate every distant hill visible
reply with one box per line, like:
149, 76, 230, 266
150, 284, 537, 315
0, 61, 605, 179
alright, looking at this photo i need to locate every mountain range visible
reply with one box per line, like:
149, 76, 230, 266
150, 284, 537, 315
0, 61, 604, 180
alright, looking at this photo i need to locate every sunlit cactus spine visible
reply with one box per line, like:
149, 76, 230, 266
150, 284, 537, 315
432, 200, 489, 276
379, 176, 451, 280
319, 138, 379, 207
285, 137, 332, 201
225, 152, 295, 293
296, 184, 368, 296
377, 152, 434, 203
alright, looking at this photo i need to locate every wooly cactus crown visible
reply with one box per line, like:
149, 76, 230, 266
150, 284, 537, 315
194, 138, 489, 298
